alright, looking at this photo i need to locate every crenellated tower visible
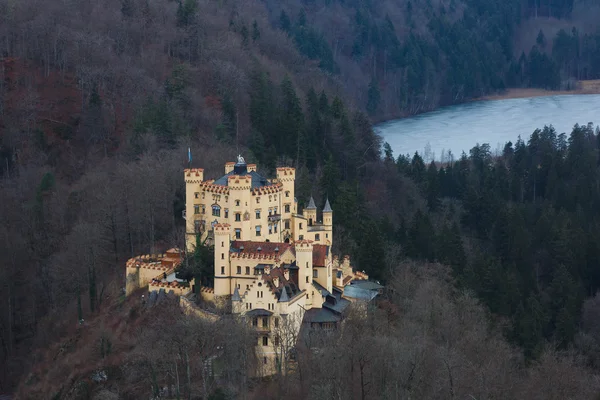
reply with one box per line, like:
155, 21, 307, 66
184, 168, 205, 252
213, 223, 232, 298
295, 239, 314, 308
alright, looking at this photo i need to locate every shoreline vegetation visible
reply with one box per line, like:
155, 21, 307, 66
476, 80, 600, 101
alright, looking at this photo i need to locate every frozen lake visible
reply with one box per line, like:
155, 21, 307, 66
375, 94, 600, 161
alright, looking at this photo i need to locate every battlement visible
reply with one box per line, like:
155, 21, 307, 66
251, 182, 283, 196
225, 162, 235, 174
276, 167, 296, 181
227, 174, 252, 190
184, 168, 204, 183
200, 181, 230, 194
295, 239, 314, 250
126, 249, 183, 271
214, 223, 231, 232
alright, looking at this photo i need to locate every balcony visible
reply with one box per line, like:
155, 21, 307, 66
268, 214, 281, 222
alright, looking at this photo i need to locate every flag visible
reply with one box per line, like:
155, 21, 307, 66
188, 147, 192, 164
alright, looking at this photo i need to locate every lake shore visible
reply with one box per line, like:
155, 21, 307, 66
475, 80, 600, 101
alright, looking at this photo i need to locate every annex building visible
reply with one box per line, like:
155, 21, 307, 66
125, 156, 382, 375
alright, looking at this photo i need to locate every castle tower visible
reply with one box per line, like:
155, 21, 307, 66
322, 198, 333, 226
276, 167, 296, 240
213, 223, 232, 297
303, 196, 317, 226
295, 240, 314, 308
322, 198, 333, 246
184, 168, 204, 252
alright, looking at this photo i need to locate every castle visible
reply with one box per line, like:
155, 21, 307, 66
125, 156, 382, 375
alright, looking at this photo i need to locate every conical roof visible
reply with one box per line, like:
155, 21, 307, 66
306, 196, 317, 210
279, 287, 290, 302
323, 198, 333, 212
232, 286, 241, 301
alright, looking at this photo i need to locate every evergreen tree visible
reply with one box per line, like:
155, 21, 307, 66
252, 20, 260, 42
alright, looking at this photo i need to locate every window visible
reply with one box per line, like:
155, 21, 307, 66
274, 207, 278, 214
246, 266, 250, 275
224, 209, 229, 218
235, 229, 241, 239
262, 317, 268, 328
274, 194, 277, 200
194, 192, 199, 199
235, 213, 241, 222
306, 276, 309, 283
285, 191, 290, 198
237, 266, 241, 274
256, 197, 260, 204
225, 196, 228, 203
256, 226, 261, 236
221, 253, 224, 260
256, 210, 261, 219
285, 220, 290, 229
313, 269, 318, 278
274, 336, 279, 346
235, 200, 240, 206
262, 336, 268, 346
202, 192, 205, 199
299, 235, 304, 240
194, 205, 200, 214
268, 225, 272, 234
315, 234, 320, 241
202, 205, 205, 214
326, 234, 329, 239
269, 196, 272, 202
274, 223, 278, 233
284, 204, 290, 213
212, 205, 221, 217
299, 223, 303, 230
194, 220, 201, 233
221, 266, 225, 274
274, 317, 279, 328
221, 241, 224, 247
246, 284, 250, 290
268, 208, 272, 216
252, 318, 258, 327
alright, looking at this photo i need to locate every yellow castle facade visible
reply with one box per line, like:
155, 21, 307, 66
126, 156, 381, 376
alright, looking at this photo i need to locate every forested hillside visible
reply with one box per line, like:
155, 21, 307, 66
2, 0, 600, 397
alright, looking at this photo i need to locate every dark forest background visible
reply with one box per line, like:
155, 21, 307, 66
3, 0, 600, 397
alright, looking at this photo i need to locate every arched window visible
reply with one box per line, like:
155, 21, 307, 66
212, 205, 221, 217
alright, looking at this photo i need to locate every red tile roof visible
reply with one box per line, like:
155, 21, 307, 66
230, 241, 293, 260
313, 244, 328, 266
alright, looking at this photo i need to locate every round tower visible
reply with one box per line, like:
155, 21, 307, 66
213, 223, 232, 298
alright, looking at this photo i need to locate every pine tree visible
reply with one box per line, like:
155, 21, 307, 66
252, 20, 260, 42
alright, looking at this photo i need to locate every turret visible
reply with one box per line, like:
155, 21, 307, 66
295, 240, 314, 308
304, 196, 317, 226
322, 198, 333, 226
213, 223, 232, 297
184, 168, 204, 252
